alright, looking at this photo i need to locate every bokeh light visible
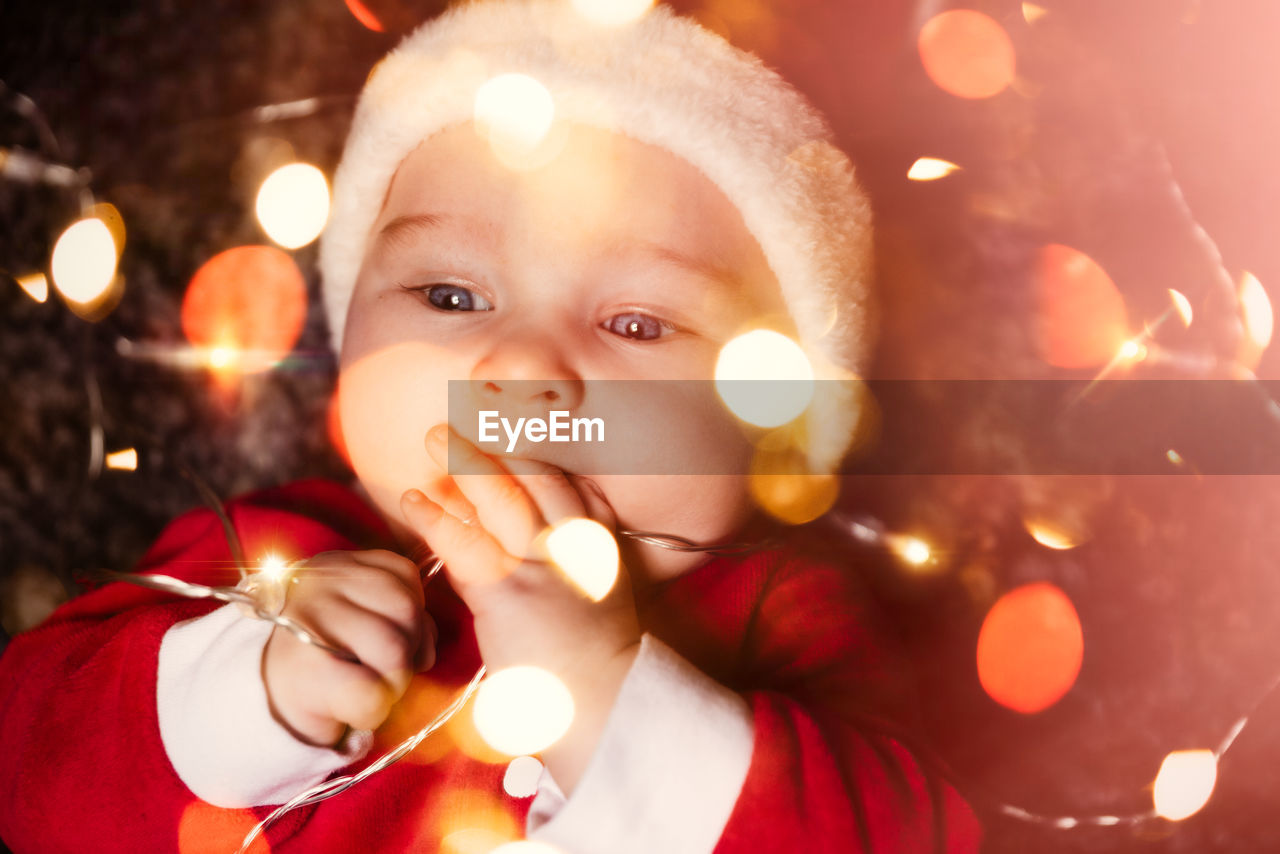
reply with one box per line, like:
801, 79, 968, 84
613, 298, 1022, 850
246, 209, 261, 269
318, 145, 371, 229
748, 444, 839, 525
1021, 2, 1048, 24
502, 755, 544, 798
50, 216, 119, 305
344, 0, 384, 32
886, 533, 935, 570
918, 10, 1016, 100
1035, 244, 1130, 369
105, 448, 138, 471
474, 74, 557, 169
571, 0, 654, 26
493, 843, 563, 854
434, 789, 519, 854
178, 800, 268, 853
1023, 517, 1083, 550
15, 271, 48, 303
181, 246, 307, 374
977, 582, 1083, 713
1153, 749, 1217, 821
1168, 289, 1194, 327
255, 162, 330, 249
441, 828, 512, 854
1240, 271, 1273, 349
473, 666, 575, 756
543, 517, 619, 602
714, 329, 814, 428
907, 157, 961, 181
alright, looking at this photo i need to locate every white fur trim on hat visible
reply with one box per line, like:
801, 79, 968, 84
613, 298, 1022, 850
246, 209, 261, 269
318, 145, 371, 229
319, 0, 876, 472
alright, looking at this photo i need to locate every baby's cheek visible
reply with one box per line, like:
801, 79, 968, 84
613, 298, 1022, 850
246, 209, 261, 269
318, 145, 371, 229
338, 341, 450, 510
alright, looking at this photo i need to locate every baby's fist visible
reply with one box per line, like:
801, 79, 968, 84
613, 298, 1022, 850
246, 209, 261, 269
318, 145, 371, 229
262, 549, 436, 747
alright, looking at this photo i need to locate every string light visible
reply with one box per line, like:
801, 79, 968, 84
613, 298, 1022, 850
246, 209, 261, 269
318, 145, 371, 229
104, 448, 138, 471
10, 49, 1280, 849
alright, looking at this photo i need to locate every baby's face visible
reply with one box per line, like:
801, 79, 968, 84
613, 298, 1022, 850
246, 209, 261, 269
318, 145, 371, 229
339, 121, 788, 581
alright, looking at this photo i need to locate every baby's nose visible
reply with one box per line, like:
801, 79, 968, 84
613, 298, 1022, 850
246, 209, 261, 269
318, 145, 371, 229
468, 335, 585, 411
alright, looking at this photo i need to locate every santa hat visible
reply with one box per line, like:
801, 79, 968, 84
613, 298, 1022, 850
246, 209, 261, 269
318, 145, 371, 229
319, 0, 876, 473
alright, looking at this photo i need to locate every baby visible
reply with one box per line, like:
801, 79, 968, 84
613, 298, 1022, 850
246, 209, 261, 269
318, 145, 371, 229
0, 2, 980, 852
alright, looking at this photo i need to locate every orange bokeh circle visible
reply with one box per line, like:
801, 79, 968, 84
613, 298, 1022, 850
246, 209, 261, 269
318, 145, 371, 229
181, 245, 307, 373
977, 581, 1083, 714
1035, 243, 1130, 369
918, 10, 1016, 99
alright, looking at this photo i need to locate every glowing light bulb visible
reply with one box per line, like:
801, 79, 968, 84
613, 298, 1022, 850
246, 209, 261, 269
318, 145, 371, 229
51, 217, 119, 304
543, 517, 619, 602
907, 157, 961, 181
502, 756, 544, 798
571, 0, 654, 26
1117, 339, 1147, 362
1153, 749, 1217, 821
105, 448, 138, 471
474, 74, 556, 167
255, 163, 330, 249
887, 533, 933, 568
1168, 289, 1193, 327
256, 554, 290, 584
715, 329, 814, 428
473, 666, 575, 756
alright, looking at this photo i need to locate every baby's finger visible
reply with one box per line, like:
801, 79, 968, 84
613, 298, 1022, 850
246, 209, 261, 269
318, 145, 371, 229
400, 489, 516, 588
419, 475, 480, 528
307, 598, 417, 697
425, 425, 539, 556
346, 549, 426, 609
502, 457, 586, 525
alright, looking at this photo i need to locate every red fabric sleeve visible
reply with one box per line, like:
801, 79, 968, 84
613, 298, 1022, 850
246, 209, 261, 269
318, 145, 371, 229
0, 479, 383, 853
713, 554, 983, 853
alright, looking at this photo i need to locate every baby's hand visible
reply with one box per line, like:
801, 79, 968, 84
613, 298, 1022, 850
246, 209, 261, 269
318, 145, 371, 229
400, 424, 641, 697
262, 549, 437, 747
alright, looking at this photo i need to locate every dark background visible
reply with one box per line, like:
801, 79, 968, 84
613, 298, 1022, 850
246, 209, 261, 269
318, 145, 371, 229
3, 0, 1280, 850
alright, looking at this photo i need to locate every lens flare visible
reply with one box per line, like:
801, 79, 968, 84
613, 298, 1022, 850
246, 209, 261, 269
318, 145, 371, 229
181, 246, 307, 374
473, 666, 575, 756
51, 217, 118, 305
1153, 749, 1217, 821
918, 10, 1016, 100
474, 74, 557, 169
715, 329, 814, 428
1035, 244, 1130, 369
543, 518, 619, 602
571, 0, 654, 26
502, 755, 544, 798
977, 582, 1083, 714
255, 162, 330, 249
105, 448, 138, 471
907, 157, 961, 181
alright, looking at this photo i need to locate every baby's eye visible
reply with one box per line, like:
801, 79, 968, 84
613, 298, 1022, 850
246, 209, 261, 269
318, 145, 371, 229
603, 312, 675, 341
411, 283, 493, 312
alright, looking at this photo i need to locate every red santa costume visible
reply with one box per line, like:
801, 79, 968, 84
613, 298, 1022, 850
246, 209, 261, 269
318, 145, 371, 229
0, 478, 980, 852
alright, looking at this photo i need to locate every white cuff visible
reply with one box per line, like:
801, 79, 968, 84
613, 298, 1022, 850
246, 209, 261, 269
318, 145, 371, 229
526, 634, 754, 854
156, 603, 374, 808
